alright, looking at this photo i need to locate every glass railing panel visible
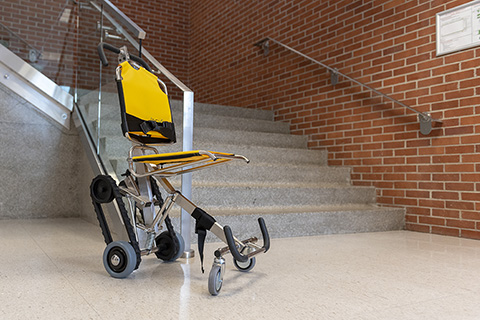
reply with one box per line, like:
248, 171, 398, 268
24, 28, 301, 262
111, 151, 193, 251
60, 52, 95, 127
76, 0, 145, 178
99, 12, 143, 177
0, 23, 42, 70
0, 0, 79, 95
75, 0, 104, 158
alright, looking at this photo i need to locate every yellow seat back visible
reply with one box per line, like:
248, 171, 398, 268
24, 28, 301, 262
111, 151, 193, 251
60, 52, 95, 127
116, 60, 176, 144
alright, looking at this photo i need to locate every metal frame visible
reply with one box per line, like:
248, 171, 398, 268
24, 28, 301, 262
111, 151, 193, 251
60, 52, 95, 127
127, 146, 248, 175
255, 37, 442, 135
91, 0, 196, 255
118, 148, 260, 257
126, 146, 249, 178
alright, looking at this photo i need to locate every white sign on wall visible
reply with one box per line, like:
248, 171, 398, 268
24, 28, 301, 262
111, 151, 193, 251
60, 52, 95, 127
436, 0, 480, 56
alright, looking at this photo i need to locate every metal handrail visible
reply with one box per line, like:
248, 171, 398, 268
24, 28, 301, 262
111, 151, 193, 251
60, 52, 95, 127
0, 21, 42, 59
100, 0, 146, 40
92, 0, 195, 256
255, 37, 441, 135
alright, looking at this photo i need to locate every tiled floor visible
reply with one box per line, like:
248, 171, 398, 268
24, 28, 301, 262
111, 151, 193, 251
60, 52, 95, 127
2, 218, 480, 319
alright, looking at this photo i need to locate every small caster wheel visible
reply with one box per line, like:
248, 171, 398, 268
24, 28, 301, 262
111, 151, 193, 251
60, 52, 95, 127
208, 265, 223, 296
233, 256, 256, 272
155, 231, 185, 262
91, 175, 115, 203
103, 240, 136, 278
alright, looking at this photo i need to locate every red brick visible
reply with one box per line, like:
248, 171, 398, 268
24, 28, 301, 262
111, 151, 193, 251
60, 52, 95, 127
432, 226, 460, 237
432, 209, 460, 219
432, 191, 459, 200
461, 193, 480, 201
461, 230, 480, 240
462, 211, 480, 220
446, 201, 475, 210
419, 216, 445, 226
406, 223, 430, 233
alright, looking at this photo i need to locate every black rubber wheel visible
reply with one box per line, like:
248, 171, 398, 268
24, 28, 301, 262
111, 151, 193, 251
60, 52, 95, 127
155, 231, 184, 262
208, 265, 223, 296
233, 256, 256, 272
103, 241, 136, 278
91, 175, 115, 204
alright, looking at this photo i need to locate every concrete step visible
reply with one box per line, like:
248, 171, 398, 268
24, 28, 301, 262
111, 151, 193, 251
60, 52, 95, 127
186, 183, 377, 209
197, 128, 307, 149
111, 157, 350, 186
79, 90, 275, 121
169, 204, 405, 241
170, 99, 273, 121
79, 97, 275, 125
109, 142, 329, 177
91, 109, 290, 136
78, 91, 406, 239
78, 88, 118, 106
102, 126, 308, 157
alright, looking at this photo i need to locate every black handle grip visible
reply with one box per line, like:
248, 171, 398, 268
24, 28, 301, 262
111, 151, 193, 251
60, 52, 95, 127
97, 42, 153, 72
224, 225, 249, 263
224, 218, 270, 262
97, 42, 120, 66
130, 54, 153, 73
258, 217, 270, 253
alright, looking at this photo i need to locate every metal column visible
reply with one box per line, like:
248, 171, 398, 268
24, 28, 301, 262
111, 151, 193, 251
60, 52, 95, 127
181, 90, 195, 258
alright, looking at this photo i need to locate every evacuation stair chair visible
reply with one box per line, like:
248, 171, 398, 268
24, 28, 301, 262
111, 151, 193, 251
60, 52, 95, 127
89, 43, 270, 296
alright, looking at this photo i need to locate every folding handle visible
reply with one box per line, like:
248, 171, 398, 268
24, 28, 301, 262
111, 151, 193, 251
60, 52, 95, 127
224, 225, 248, 263
97, 42, 120, 66
224, 217, 270, 263
97, 42, 153, 72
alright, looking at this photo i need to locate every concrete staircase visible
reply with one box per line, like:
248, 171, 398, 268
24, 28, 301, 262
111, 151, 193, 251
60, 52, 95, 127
79, 93, 405, 240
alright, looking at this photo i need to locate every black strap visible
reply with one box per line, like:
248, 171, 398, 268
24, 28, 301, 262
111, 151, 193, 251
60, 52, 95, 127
197, 229, 207, 273
192, 207, 216, 273
140, 120, 176, 141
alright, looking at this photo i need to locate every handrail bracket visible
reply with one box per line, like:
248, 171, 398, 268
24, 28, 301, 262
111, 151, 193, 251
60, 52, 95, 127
330, 68, 339, 86
254, 38, 270, 57
419, 113, 433, 135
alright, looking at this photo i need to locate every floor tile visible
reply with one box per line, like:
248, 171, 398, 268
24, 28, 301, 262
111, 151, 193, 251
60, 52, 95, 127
2, 218, 480, 319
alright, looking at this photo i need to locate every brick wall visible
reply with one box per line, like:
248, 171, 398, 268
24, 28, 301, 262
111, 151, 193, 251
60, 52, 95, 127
188, 0, 480, 239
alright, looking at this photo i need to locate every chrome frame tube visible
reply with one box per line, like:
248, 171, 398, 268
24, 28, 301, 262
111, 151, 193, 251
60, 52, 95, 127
146, 194, 177, 233
126, 148, 248, 179
128, 158, 221, 178
181, 91, 194, 253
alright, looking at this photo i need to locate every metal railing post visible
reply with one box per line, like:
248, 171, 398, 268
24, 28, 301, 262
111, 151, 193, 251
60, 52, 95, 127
181, 90, 195, 258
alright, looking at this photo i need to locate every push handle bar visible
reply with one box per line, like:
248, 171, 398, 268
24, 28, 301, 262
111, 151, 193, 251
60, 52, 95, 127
97, 42, 153, 72
224, 217, 270, 263
258, 217, 270, 252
